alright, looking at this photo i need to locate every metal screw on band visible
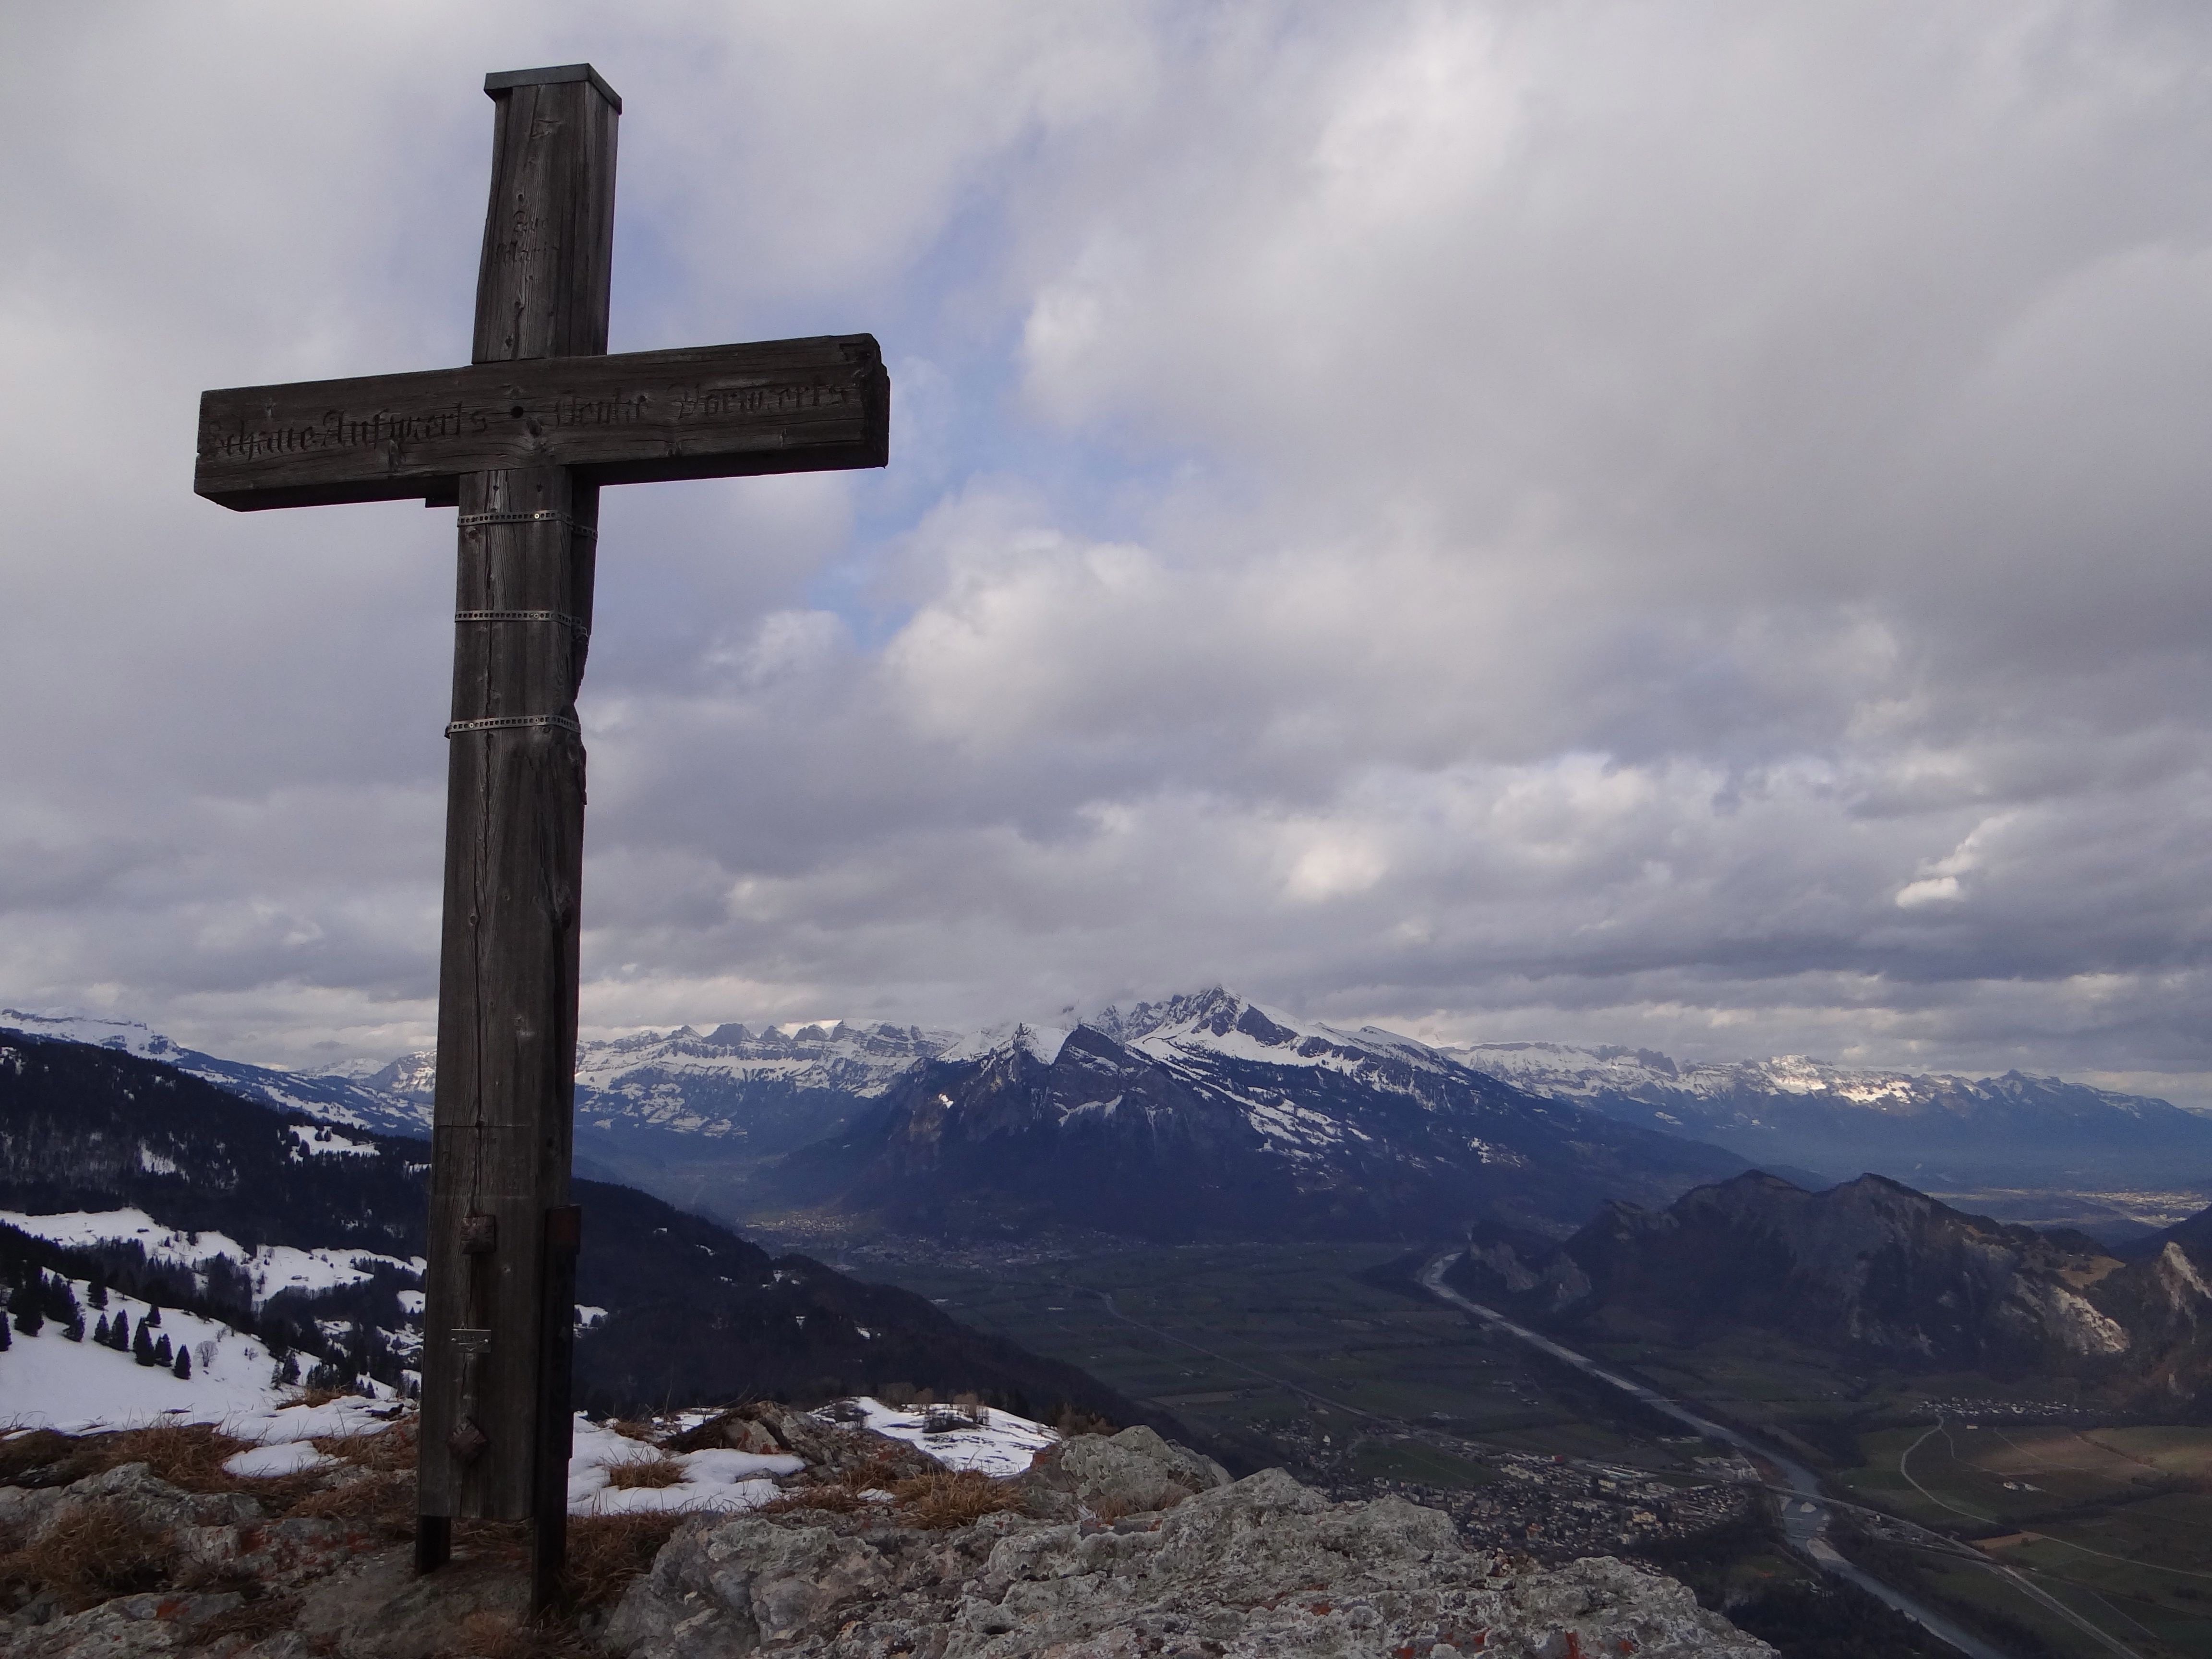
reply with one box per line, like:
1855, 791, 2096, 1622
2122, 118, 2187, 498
457, 509, 598, 538
444, 713, 582, 737
455, 609, 590, 637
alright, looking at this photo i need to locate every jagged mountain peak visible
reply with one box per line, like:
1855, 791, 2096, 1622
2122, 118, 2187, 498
1088, 986, 1305, 1046
1080, 988, 1448, 1082
937, 1022, 1074, 1066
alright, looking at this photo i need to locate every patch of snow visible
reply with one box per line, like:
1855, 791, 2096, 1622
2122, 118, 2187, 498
288, 1124, 375, 1158
823, 1396, 1058, 1477
223, 1440, 339, 1477
566, 1417, 801, 1516
234, 1396, 401, 1443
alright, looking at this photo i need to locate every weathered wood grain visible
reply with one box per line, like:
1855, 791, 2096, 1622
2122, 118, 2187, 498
195, 335, 888, 510
416, 465, 593, 1525
473, 70, 616, 363
418, 63, 613, 1552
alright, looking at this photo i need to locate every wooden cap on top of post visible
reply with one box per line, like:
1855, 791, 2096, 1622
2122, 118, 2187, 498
484, 63, 623, 111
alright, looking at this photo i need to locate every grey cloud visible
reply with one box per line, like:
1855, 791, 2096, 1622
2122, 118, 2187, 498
4, 3, 2210, 1109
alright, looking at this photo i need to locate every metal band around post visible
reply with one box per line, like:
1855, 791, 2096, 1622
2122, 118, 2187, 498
457, 509, 598, 538
444, 714, 583, 737
455, 609, 590, 637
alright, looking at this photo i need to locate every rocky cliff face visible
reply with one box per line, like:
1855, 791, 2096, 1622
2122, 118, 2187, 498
1451, 1170, 2212, 1400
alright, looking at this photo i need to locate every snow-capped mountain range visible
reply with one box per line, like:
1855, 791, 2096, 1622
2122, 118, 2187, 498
9, 994, 2210, 1231
773, 990, 1754, 1238
1453, 1040, 2212, 1190
0, 1009, 430, 1139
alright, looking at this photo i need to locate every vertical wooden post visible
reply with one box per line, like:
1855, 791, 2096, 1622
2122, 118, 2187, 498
416, 66, 618, 1609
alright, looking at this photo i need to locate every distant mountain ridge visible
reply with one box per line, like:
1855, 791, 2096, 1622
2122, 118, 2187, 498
1448, 1169, 2212, 1405
13, 997, 2212, 1235
774, 989, 1752, 1239
1452, 1040, 2212, 1190
1451, 1177, 2212, 1407
0, 1009, 430, 1139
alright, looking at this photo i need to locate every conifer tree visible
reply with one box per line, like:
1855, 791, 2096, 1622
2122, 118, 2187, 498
155, 1334, 173, 1367
10, 1278, 43, 1338
64, 1312, 84, 1342
173, 1345, 191, 1380
109, 1311, 130, 1350
0, 1315, 10, 1351
133, 1321, 156, 1365
93, 1313, 111, 1346
144, 1303, 161, 1328
88, 1274, 108, 1309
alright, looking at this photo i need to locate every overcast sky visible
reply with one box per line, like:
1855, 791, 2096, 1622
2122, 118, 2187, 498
4, 3, 2211, 1103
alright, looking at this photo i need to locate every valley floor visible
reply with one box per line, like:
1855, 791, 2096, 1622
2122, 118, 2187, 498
809, 1231, 2212, 1659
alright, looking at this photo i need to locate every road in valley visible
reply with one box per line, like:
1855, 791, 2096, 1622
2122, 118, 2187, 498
1417, 1252, 2026, 1659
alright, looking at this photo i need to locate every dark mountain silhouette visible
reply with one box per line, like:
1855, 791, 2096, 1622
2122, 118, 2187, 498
1450, 1170, 2212, 1404
0, 1032, 1163, 1427
777, 989, 1752, 1241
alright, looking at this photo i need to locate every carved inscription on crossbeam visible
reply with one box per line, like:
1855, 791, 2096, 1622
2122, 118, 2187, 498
195, 335, 888, 511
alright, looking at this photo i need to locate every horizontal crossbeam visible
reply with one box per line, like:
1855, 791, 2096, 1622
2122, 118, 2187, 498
195, 335, 887, 511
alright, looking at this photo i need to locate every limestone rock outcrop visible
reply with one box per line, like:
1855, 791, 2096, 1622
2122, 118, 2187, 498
607, 1429, 1770, 1658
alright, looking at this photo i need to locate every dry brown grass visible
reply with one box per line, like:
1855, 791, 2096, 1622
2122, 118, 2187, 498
891, 1467, 1025, 1529
436, 1610, 597, 1659
0, 1428, 76, 1486
757, 1446, 912, 1517
98, 1421, 251, 1486
284, 1468, 418, 1539
451, 1516, 532, 1568
606, 1419, 661, 1443
603, 1454, 686, 1491
0, 1503, 179, 1611
190, 1592, 303, 1647
756, 1483, 866, 1517
315, 1417, 418, 1472
565, 1512, 686, 1612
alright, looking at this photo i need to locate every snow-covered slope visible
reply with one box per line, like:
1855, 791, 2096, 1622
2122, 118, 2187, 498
1, 1208, 422, 1309
0, 1009, 431, 1139
0, 1273, 385, 1434
1452, 1040, 2212, 1190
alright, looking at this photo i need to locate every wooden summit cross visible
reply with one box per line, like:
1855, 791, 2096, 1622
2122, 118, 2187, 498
192, 64, 887, 1605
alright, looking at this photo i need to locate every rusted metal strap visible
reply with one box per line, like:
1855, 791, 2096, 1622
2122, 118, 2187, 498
457, 509, 598, 538
454, 608, 590, 636
444, 713, 582, 737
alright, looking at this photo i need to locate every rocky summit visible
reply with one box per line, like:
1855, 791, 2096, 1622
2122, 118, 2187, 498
0, 1412, 1768, 1658
608, 1426, 1769, 1659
